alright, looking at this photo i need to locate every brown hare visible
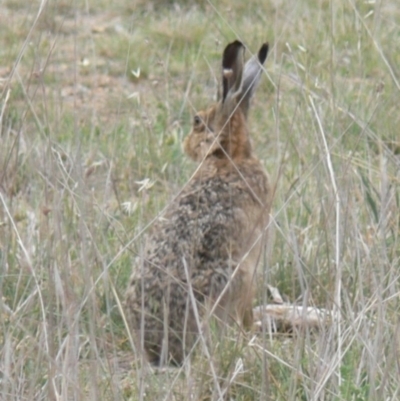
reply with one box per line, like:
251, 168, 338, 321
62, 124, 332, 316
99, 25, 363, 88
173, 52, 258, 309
126, 40, 271, 365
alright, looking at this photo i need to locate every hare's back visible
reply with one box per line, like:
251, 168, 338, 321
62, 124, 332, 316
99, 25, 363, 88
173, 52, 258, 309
149, 165, 268, 274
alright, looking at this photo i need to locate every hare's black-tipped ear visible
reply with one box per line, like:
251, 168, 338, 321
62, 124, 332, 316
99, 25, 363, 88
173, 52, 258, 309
257, 42, 269, 65
239, 42, 269, 117
222, 40, 245, 102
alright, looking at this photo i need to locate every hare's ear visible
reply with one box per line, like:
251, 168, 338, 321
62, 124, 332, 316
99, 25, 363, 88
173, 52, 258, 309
221, 40, 245, 102
239, 42, 269, 117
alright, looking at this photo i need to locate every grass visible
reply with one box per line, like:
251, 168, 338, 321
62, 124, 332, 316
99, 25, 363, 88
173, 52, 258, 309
1, 0, 399, 399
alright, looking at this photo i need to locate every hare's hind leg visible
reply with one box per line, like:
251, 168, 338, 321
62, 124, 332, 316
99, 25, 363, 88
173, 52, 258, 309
242, 304, 254, 330
160, 285, 202, 365
235, 271, 257, 330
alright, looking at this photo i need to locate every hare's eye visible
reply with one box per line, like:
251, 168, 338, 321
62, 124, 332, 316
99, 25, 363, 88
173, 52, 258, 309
193, 115, 202, 126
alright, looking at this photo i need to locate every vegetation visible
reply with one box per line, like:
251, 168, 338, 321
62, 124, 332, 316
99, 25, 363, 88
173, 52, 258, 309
0, 0, 399, 399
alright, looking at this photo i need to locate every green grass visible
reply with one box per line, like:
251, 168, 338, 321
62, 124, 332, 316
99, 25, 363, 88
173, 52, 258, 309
1, 0, 400, 399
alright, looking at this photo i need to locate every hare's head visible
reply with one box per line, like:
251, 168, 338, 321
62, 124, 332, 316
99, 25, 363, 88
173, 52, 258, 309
183, 40, 269, 163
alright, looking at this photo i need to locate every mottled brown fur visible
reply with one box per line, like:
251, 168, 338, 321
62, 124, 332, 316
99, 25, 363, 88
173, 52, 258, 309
125, 41, 271, 365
